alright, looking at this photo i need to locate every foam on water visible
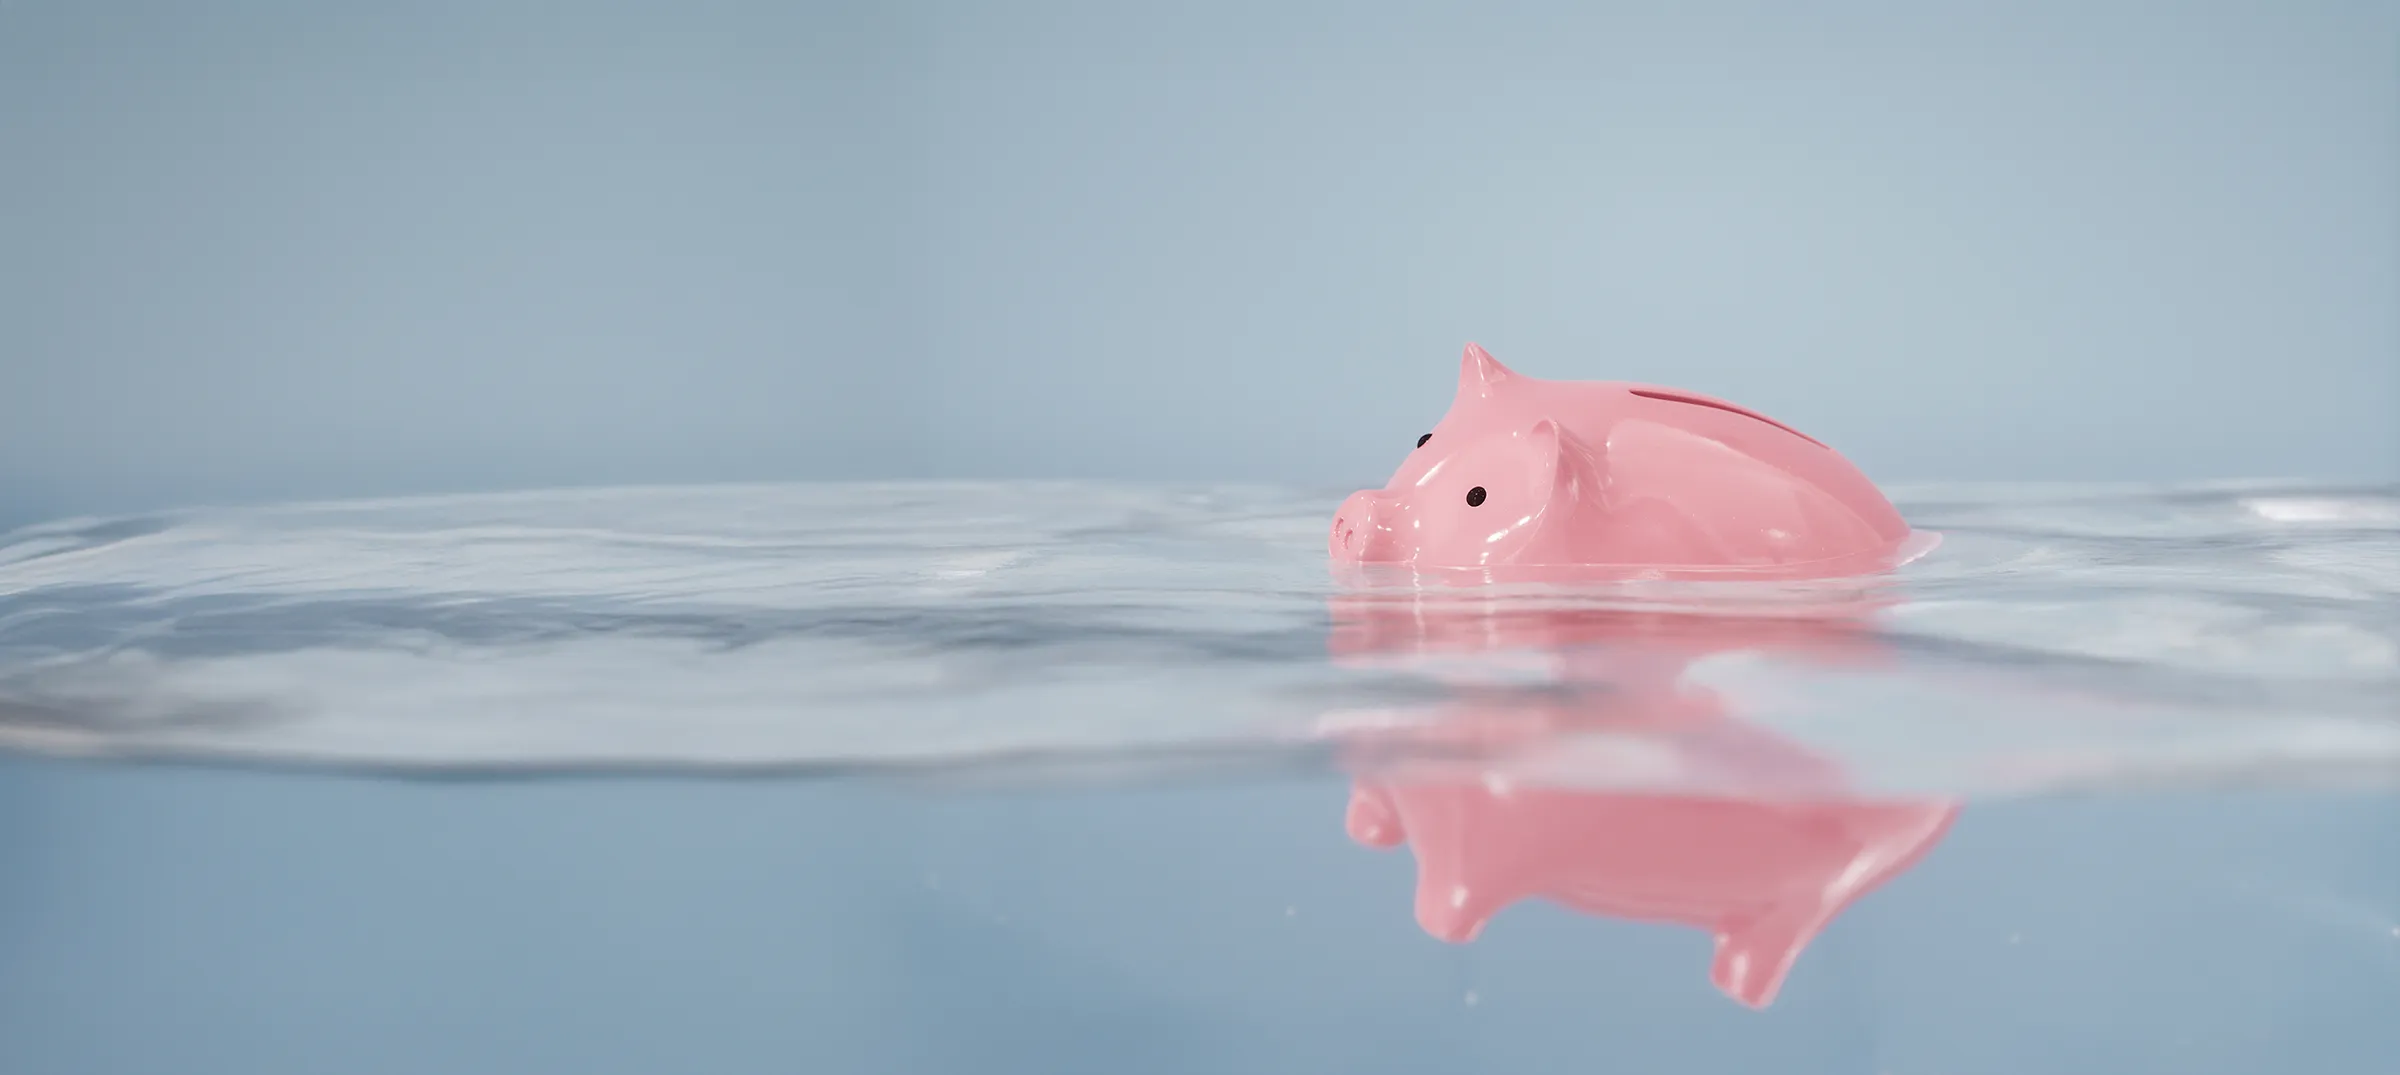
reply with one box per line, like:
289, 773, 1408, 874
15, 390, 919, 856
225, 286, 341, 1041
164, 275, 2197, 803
0, 480, 2392, 797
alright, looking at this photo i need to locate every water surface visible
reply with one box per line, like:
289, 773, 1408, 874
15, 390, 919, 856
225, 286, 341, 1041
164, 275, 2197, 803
0, 481, 2394, 1073
1, 480, 2391, 789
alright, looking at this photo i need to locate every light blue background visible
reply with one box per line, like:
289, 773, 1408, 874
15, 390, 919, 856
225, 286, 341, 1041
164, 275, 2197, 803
2, 7, 2398, 1072
5, 1, 2396, 531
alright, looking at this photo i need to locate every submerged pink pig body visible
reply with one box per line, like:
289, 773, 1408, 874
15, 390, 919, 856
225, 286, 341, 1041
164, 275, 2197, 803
1330, 344, 1923, 577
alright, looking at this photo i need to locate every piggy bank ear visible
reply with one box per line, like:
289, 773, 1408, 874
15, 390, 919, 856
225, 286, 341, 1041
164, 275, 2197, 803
1711, 910, 1819, 1008
1529, 418, 1606, 505
1344, 784, 1406, 847
1458, 342, 1516, 400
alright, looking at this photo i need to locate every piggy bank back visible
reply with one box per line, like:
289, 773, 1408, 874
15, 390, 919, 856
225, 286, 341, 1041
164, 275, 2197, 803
1330, 345, 1923, 577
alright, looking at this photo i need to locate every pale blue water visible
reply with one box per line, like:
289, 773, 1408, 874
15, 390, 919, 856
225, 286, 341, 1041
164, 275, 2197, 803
1, 481, 2395, 1073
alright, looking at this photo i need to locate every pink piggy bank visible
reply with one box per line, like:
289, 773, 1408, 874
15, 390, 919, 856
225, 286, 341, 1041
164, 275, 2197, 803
1330, 344, 1926, 578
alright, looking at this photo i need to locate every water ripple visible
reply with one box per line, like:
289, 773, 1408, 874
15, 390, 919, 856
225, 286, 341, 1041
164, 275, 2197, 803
0, 480, 2392, 794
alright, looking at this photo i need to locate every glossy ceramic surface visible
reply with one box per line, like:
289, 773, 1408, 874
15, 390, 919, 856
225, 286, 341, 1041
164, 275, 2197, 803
1330, 345, 1923, 577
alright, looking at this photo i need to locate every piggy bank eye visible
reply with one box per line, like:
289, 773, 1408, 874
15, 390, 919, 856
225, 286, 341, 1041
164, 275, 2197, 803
1465, 486, 1487, 507
1415, 433, 1432, 449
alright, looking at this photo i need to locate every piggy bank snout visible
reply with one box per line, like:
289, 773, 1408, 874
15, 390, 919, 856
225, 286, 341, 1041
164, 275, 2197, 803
1331, 490, 1399, 561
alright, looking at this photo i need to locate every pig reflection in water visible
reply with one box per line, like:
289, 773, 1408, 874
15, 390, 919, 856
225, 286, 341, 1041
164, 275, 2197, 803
1325, 590, 1958, 1009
